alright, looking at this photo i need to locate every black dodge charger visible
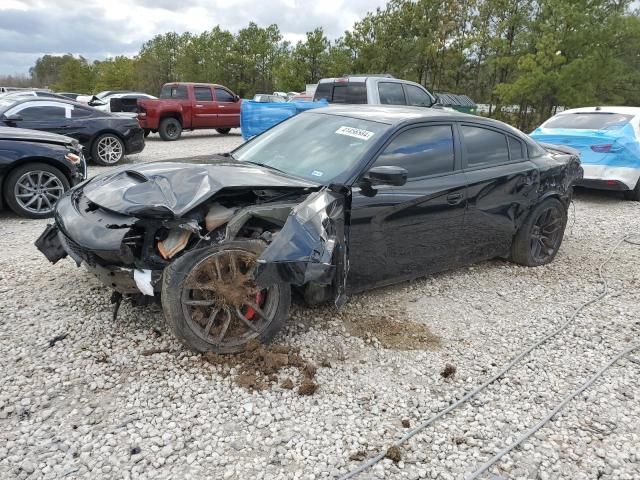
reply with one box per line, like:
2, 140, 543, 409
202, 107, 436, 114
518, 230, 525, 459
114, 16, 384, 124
36, 106, 583, 353
0, 97, 144, 165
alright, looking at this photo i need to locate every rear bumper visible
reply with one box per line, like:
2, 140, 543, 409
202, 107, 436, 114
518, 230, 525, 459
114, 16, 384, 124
124, 128, 145, 155
577, 165, 640, 191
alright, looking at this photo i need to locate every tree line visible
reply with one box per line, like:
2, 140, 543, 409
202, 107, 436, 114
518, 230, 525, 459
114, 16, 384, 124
4, 0, 639, 129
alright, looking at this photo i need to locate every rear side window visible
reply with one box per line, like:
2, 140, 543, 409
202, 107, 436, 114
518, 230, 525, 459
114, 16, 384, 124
461, 125, 509, 167
215, 88, 235, 102
19, 105, 66, 121
160, 85, 188, 99
374, 125, 455, 178
404, 84, 433, 107
378, 82, 406, 105
508, 136, 525, 160
194, 87, 213, 101
543, 112, 633, 130
331, 83, 367, 104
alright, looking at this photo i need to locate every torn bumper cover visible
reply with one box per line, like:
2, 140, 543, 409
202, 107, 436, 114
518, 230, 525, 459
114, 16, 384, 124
253, 186, 349, 305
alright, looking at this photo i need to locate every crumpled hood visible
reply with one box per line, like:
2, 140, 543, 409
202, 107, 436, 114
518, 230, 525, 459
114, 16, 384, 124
82, 156, 318, 218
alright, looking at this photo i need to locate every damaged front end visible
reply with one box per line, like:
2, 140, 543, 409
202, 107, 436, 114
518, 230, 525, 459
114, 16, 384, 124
35, 177, 350, 306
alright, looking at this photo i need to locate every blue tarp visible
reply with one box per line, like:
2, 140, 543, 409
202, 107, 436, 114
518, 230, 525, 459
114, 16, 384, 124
240, 99, 328, 140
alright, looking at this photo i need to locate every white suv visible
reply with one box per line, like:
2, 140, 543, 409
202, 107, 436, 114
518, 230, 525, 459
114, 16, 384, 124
313, 74, 437, 107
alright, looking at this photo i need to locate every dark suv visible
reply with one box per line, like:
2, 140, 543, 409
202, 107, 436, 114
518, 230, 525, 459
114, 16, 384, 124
313, 74, 437, 107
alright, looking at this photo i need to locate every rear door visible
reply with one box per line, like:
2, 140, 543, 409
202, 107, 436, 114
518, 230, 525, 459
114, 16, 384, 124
459, 123, 539, 260
347, 123, 468, 291
213, 87, 240, 127
192, 86, 217, 128
377, 82, 407, 105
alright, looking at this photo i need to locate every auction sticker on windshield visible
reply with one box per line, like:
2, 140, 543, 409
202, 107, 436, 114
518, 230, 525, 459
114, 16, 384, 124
335, 126, 375, 140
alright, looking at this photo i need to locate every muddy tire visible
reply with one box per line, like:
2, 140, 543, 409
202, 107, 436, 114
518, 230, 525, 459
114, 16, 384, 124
158, 117, 182, 141
511, 197, 567, 267
216, 128, 231, 135
4, 162, 69, 219
623, 180, 640, 201
161, 240, 291, 354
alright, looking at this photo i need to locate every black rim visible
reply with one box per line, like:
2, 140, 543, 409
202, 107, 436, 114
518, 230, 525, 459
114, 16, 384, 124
530, 206, 564, 262
166, 123, 178, 138
180, 250, 279, 349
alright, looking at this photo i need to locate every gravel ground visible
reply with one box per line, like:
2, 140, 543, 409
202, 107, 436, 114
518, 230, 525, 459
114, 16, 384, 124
1, 130, 639, 479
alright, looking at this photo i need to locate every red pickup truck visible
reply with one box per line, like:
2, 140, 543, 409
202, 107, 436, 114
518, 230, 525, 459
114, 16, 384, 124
138, 82, 242, 141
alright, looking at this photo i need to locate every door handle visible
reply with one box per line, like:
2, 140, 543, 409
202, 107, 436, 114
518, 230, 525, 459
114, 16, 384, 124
195, 104, 203, 108
446, 192, 464, 205
219, 105, 226, 108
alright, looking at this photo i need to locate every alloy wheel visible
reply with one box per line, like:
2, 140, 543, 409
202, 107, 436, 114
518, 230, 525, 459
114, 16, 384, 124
180, 249, 279, 349
530, 206, 564, 263
96, 136, 123, 164
13, 170, 65, 215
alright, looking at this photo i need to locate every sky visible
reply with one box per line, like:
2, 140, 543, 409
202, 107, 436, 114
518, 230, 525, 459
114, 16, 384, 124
0, 0, 389, 75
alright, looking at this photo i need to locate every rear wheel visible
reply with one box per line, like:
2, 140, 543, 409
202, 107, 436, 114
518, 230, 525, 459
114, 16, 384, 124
91, 133, 125, 165
4, 163, 69, 219
623, 180, 640, 201
511, 197, 567, 267
216, 128, 231, 135
162, 241, 291, 353
159, 117, 182, 141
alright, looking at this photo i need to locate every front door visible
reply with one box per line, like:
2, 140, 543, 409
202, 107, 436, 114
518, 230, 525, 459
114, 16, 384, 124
347, 124, 468, 292
213, 87, 240, 128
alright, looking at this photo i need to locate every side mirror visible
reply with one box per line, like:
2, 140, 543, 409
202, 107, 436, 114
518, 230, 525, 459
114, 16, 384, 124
3, 113, 22, 124
234, 95, 240, 102
364, 165, 408, 187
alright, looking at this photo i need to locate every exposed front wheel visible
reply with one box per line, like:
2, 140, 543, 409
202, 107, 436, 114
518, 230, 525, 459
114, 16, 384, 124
216, 128, 231, 135
4, 163, 70, 219
159, 117, 182, 141
511, 197, 567, 267
91, 133, 125, 165
161, 241, 291, 353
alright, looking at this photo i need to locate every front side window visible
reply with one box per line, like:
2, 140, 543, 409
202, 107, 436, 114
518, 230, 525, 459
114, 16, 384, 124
18, 105, 66, 121
194, 87, 213, 101
461, 125, 509, 167
233, 112, 389, 183
378, 82, 406, 105
373, 125, 455, 178
215, 88, 235, 102
404, 85, 433, 107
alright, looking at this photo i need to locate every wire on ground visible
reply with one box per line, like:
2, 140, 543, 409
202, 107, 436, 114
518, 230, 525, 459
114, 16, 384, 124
339, 234, 640, 480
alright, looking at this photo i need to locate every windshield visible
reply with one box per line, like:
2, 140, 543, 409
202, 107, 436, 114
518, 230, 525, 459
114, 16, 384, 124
233, 112, 389, 183
543, 112, 634, 130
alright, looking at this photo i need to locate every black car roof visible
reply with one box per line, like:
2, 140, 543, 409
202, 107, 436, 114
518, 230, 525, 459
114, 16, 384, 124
309, 104, 533, 143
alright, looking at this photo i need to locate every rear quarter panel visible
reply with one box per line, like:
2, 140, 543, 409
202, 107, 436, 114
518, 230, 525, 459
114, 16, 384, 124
138, 99, 190, 129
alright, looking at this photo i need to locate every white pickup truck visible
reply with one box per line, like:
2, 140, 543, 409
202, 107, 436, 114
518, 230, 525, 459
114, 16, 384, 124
313, 74, 437, 108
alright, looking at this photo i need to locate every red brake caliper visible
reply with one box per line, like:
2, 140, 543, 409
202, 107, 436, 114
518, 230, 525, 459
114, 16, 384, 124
244, 291, 266, 320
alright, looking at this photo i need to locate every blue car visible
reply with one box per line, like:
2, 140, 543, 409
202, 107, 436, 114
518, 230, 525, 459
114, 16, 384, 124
531, 107, 640, 200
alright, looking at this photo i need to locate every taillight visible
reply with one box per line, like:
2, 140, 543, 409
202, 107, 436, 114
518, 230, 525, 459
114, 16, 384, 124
590, 144, 612, 153
590, 144, 622, 153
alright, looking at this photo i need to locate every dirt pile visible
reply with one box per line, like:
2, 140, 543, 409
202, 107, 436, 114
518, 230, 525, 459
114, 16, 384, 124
342, 310, 440, 350
203, 340, 319, 394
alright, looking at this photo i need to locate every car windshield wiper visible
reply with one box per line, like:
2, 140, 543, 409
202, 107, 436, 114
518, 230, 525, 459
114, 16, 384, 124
243, 160, 289, 176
